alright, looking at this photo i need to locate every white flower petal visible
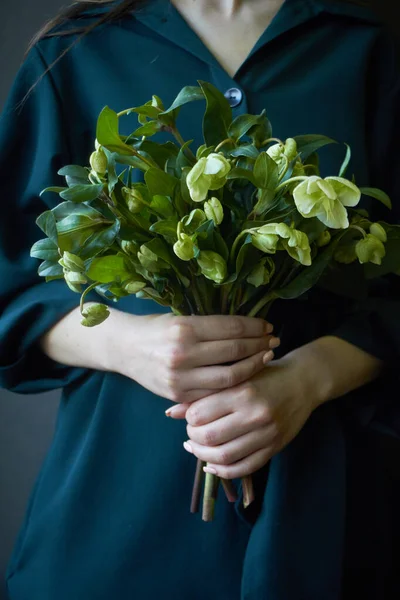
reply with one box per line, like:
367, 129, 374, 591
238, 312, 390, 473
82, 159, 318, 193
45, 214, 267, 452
326, 177, 361, 207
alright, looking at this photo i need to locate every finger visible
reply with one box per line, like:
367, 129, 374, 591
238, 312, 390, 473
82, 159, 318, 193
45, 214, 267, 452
187, 411, 273, 446
184, 427, 274, 467
187, 315, 273, 342
183, 350, 270, 390
203, 446, 273, 480
186, 335, 278, 368
165, 403, 190, 419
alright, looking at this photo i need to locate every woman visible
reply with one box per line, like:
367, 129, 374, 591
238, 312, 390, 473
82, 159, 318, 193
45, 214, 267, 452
1, 0, 399, 598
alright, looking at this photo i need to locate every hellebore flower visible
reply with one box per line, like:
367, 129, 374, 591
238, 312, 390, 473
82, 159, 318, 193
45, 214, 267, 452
186, 153, 231, 202
293, 176, 361, 229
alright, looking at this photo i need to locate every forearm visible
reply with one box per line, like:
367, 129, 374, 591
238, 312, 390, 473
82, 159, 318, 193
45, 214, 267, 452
285, 335, 384, 410
39, 303, 134, 373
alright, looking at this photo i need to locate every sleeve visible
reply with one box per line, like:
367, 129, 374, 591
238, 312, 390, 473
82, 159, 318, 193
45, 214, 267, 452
0, 45, 90, 393
331, 31, 400, 366
329, 31, 400, 434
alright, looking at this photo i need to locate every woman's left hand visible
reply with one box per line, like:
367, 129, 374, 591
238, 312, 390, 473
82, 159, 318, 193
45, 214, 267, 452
166, 350, 324, 479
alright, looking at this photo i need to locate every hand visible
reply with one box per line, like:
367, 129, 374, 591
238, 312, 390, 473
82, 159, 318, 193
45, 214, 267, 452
167, 334, 384, 479
167, 351, 320, 479
111, 313, 279, 403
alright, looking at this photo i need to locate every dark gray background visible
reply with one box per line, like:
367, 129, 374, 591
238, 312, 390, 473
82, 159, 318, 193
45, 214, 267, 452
0, 2, 66, 597
0, 1, 399, 600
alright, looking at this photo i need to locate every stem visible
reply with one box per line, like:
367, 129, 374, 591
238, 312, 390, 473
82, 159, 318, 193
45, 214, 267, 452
171, 128, 197, 162
80, 282, 99, 314
229, 229, 251, 262
191, 277, 206, 315
277, 155, 290, 182
221, 479, 238, 503
117, 108, 136, 117
259, 137, 283, 147
202, 471, 217, 522
190, 459, 205, 513
247, 293, 275, 318
349, 225, 367, 238
275, 175, 308, 192
214, 138, 236, 152
242, 476, 255, 508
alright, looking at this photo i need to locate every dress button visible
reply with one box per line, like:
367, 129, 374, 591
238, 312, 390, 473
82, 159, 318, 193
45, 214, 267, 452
224, 88, 243, 108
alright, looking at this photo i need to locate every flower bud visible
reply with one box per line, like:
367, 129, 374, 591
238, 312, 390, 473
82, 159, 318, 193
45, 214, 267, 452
251, 232, 279, 254
197, 250, 227, 283
334, 245, 357, 264
204, 197, 224, 225
355, 234, 386, 265
267, 138, 298, 164
173, 233, 196, 261
122, 187, 144, 214
247, 258, 275, 287
316, 230, 331, 247
59, 251, 85, 272
89, 148, 108, 175
124, 280, 146, 294
369, 223, 387, 243
81, 303, 110, 327
64, 270, 87, 293
120, 240, 138, 255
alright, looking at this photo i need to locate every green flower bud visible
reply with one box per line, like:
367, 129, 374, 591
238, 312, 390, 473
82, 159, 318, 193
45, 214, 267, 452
122, 187, 144, 214
81, 303, 110, 327
251, 232, 279, 254
186, 153, 231, 202
197, 250, 227, 283
355, 234, 386, 265
267, 138, 298, 164
64, 270, 87, 293
204, 197, 224, 225
59, 251, 85, 272
334, 244, 357, 264
247, 258, 275, 287
120, 240, 138, 255
369, 223, 387, 243
173, 233, 196, 261
137, 245, 161, 272
89, 148, 108, 175
124, 280, 146, 294
316, 230, 331, 247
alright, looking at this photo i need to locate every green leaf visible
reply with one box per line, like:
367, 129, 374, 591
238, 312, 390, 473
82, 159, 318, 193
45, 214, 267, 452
38, 260, 63, 278
228, 114, 265, 141
338, 143, 351, 178
276, 238, 343, 300
96, 106, 133, 156
149, 218, 179, 243
102, 148, 118, 194
58, 165, 89, 182
57, 214, 106, 254
134, 140, 178, 169
87, 255, 131, 283
36, 211, 58, 245
253, 152, 277, 189
40, 186, 67, 197
145, 168, 178, 197
176, 140, 194, 171
229, 144, 259, 159
293, 134, 337, 161
145, 238, 190, 287
80, 220, 120, 261
198, 80, 232, 147
161, 86, 204, 115
132, 103, 160, 120
30, 238, 60, 262
248, 111, 273, 148
59, 184, 104, 203
359, 187, 392, 210
52, 201, 104, 220
227, 167, 257, 186
133, 121, 160, 137
150, 195, 176, 218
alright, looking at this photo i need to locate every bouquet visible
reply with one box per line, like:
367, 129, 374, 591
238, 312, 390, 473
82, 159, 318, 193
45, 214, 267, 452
31, 81, 400, 521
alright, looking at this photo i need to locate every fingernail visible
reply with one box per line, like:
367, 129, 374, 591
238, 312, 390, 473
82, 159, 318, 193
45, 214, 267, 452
264, 322, 273, 334
183, 441, 193, 454
203, 466, 217, 475
269, 337, 280, 349
263, 350, 274, 364
165, 406, 179, 417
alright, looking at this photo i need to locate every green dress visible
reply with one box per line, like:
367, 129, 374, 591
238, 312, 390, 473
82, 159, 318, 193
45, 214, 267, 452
1, 1, 399, 598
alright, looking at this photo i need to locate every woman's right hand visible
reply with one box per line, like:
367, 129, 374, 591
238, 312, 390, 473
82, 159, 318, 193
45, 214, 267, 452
110, 312, 279, 404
